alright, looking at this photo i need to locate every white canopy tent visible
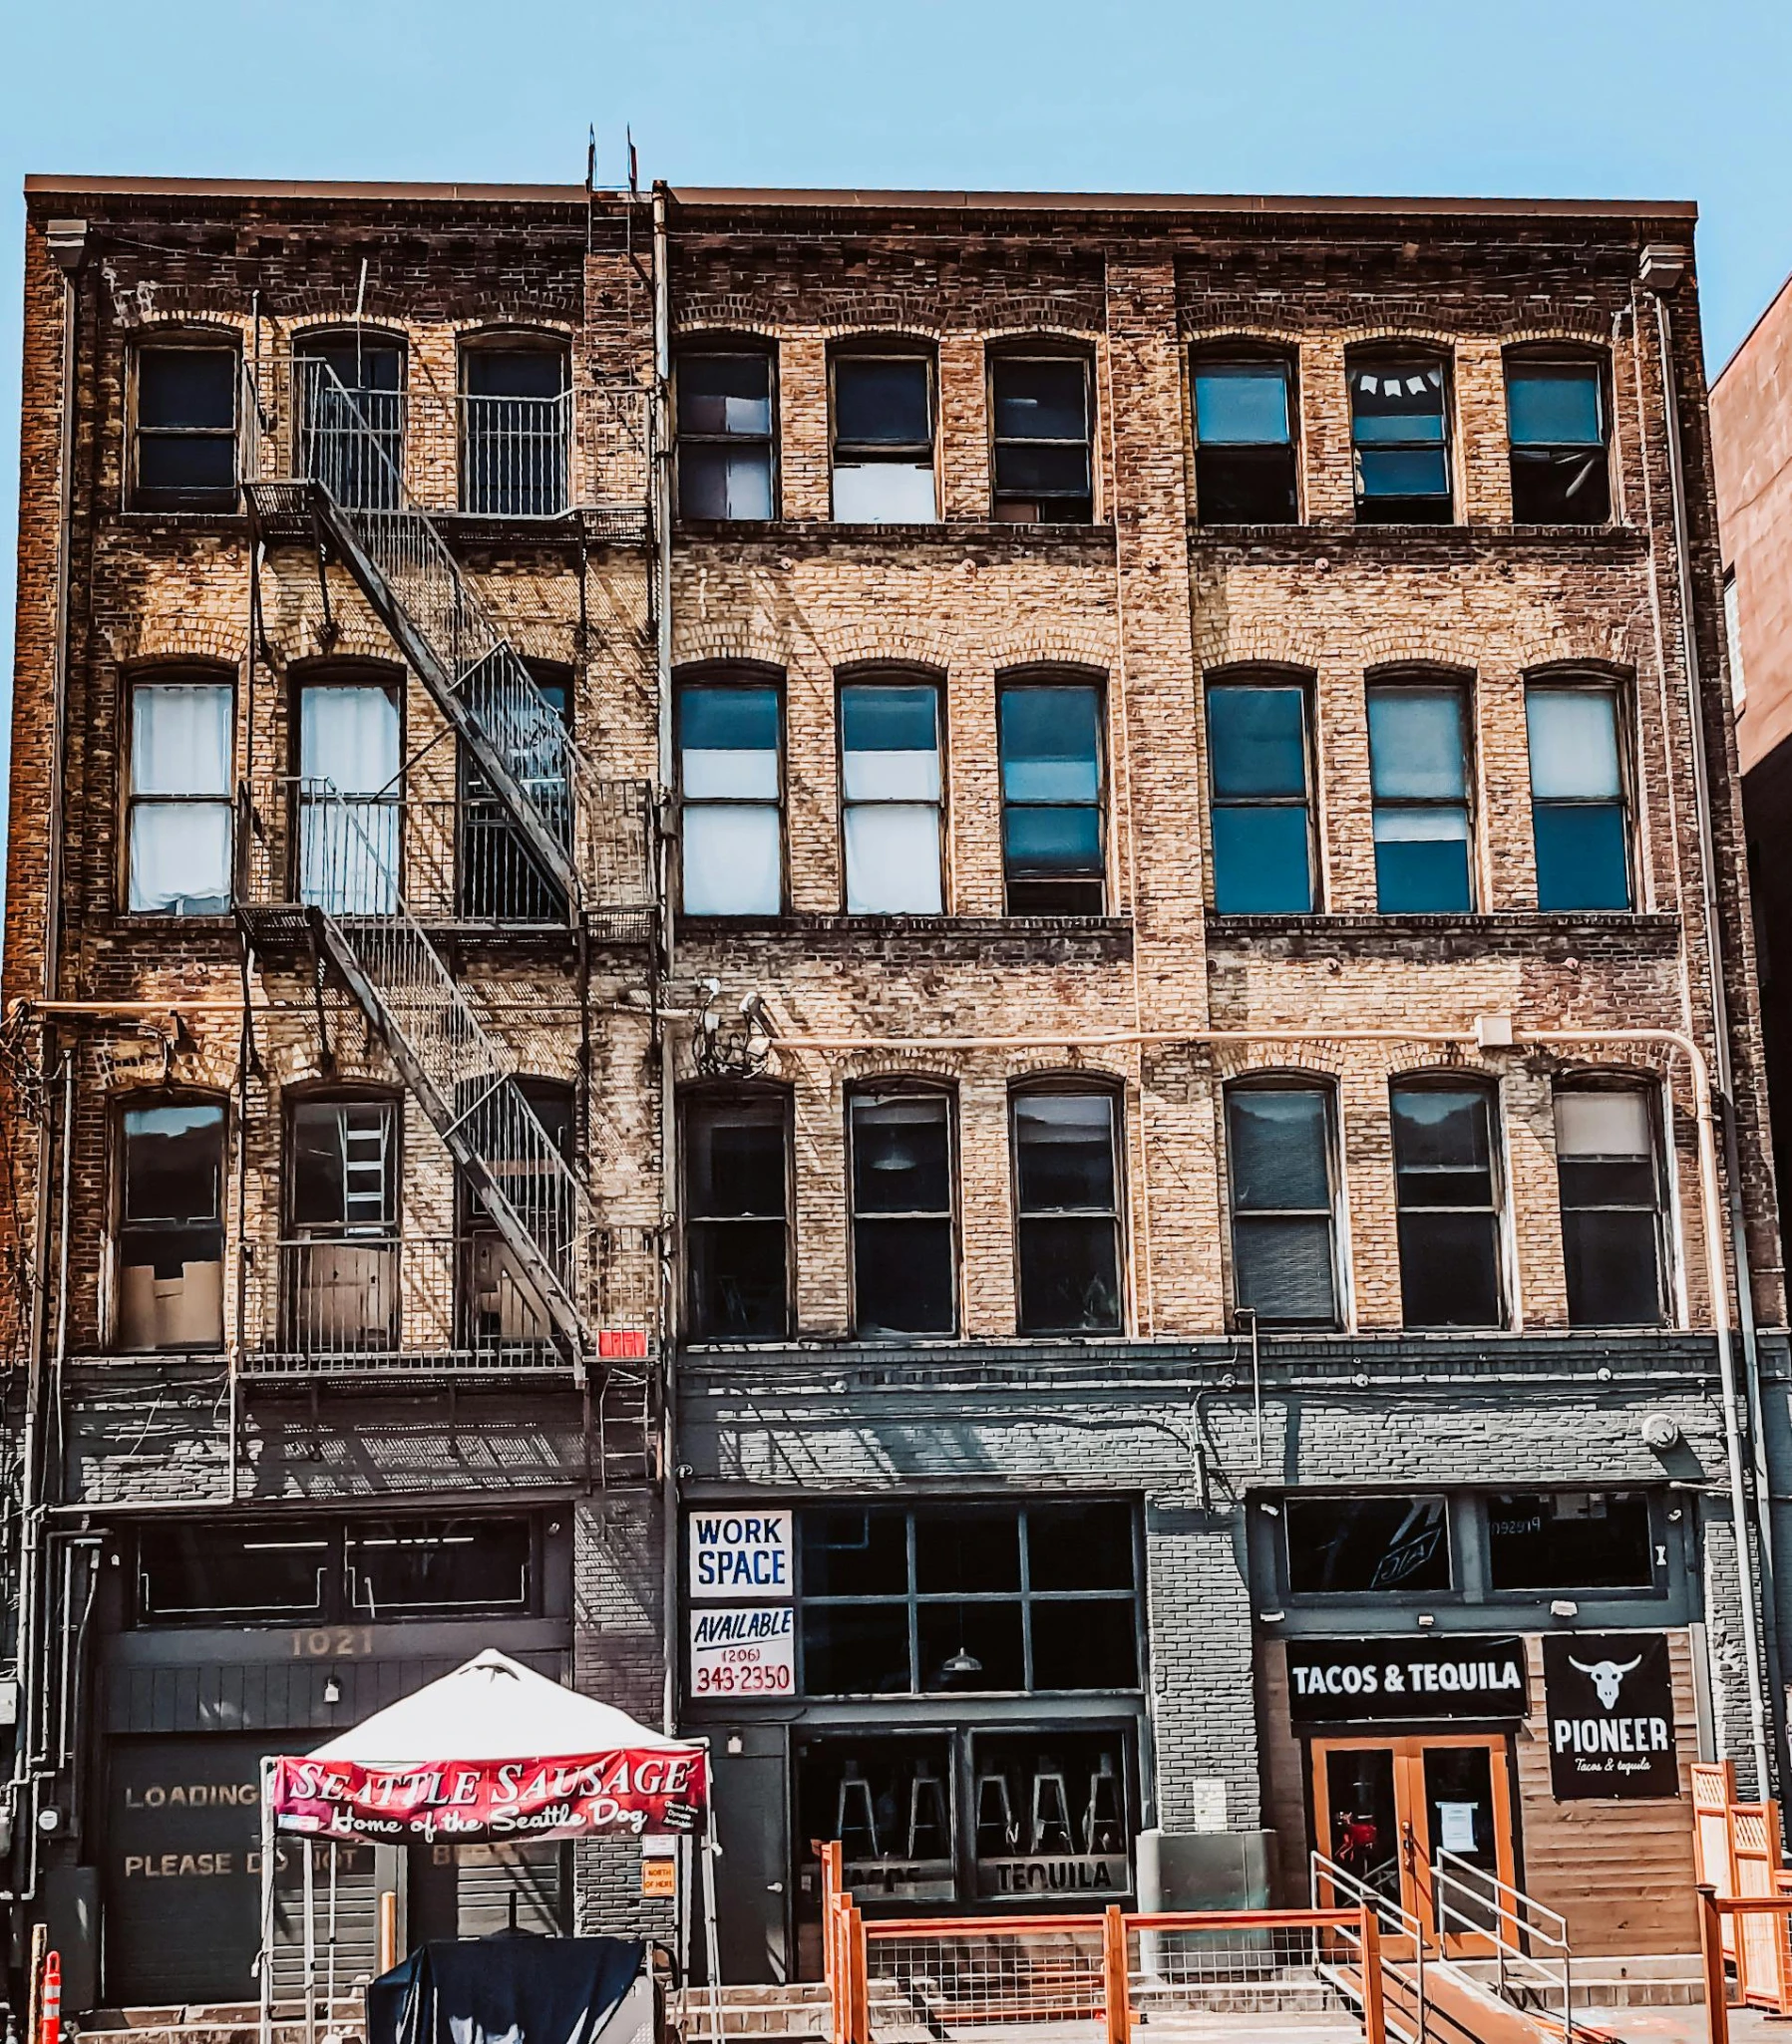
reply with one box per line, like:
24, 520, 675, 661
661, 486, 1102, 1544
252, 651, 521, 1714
256, 1651, 719, 2044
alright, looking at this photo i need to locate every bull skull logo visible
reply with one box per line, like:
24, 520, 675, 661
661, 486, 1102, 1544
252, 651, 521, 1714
1569, 1654, 1641, 1708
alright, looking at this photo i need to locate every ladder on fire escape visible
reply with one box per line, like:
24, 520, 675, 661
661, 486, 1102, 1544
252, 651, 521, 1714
238, 360, 644, 1399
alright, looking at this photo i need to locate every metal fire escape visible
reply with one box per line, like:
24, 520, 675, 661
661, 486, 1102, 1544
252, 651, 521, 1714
237, 360, 649, 1407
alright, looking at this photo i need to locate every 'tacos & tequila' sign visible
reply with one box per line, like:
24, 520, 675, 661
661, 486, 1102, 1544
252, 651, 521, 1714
1285, 1636, 1529, 1724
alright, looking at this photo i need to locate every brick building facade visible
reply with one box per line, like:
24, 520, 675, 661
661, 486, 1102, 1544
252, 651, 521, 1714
3, 175, 1787, 2005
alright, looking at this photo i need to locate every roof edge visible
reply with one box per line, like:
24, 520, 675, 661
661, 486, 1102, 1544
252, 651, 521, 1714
22, 172, 1699, 222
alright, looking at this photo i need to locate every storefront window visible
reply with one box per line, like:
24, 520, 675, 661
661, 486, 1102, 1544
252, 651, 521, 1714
972, 1731, 1132, 1901
1285, 1495, 1452, 1596
798, 1735, 956, 1902
1486, 1491, 1653, 1591
138, 1523, 330, 1621
346, 1518, 533, 1617
797, 1503, 1140, 1695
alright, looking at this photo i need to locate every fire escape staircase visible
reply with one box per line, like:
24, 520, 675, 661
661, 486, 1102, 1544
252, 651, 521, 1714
237, 361, 631, 1383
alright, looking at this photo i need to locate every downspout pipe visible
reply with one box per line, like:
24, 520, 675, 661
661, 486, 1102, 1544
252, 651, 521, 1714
8, 220, 86, 1912
1649, 261, 1786, 1803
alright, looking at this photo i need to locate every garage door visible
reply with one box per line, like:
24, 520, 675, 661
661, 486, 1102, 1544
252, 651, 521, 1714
105, 1736, 378, 2004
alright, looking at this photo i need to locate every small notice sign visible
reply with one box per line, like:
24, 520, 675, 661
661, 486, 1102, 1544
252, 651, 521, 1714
641, 1855, 676, 1897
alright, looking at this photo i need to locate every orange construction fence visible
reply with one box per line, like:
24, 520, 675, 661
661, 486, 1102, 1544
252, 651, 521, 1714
816, 1866, 1383, 2044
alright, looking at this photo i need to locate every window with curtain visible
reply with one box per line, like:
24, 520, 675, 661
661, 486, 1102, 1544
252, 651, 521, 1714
1526, 683, 1631, 910
128, 678, 233, 914
1507, 356, 1611, 524
297, 681, 401, 914
1193, 354, 1299, 523
850, 1090, 956, 1337
678, 679, 783, 915
841, 680, 944, 913
1207, 680, 1315, 913
1554, 1087, 1667, 1327
1390, 1082, 1504, 1328
989, 355, 1093, 521
1367, 681, 1474, 913
1012, 1090, 1122, 1334
1226, 1084, 1341, 1327
676, 349, 776, 519
116, 1101, 226, 1352
685, 1093, 790, 1340
998, 681, 1104, 914
1349, 351, 1452, 523
134, 342, 238, 510
832, 353, 937, 522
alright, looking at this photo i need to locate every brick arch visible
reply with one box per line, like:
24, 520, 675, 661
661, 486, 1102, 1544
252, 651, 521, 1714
672, 624, 797, 673
105, 297, 249, 336
820, 627, 956, 675
1004, 1050, 1135, 1088
993, 630, 1115, 674
259, 1037, 398, 1094
1384, 1051, 1505, 1087
1212, 1045, 1350, 1084
1197, 630, 1327, 674
816, 315, 946, 344
275, 615, 405, 668
672, 316, 786, 343
1497, 313, 1618, 348
1336, 325, 1464, 354
108, 618, 246, 668
1350, 626, 1485, 671
981, 318, 1105, 345
832, 1056, 964, 1092
1183, 320, 1308, 350
450, 315, 578, 340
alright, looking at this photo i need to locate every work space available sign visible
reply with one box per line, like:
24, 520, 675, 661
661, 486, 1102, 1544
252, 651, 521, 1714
1543, 1632, 1679, 1800
1286, 1636, 1529, 1724
688, 1512, 794, 1598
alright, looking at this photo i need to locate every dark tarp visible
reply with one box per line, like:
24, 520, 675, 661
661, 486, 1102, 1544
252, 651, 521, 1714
366, 1934, 647, 2044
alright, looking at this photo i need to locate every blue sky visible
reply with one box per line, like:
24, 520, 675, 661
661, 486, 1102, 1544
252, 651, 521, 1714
3, 0, 1791, 853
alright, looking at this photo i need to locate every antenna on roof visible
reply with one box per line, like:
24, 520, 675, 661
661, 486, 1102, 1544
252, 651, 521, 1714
627, 127, 639, 199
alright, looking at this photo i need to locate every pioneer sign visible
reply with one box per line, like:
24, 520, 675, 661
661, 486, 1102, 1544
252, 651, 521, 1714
1543, 1632, 1679, 1799
1285, 1636, 1530, 1724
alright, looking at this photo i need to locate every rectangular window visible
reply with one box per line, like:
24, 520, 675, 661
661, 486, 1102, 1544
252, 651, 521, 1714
1207, 681, 1314, 914
346, 1518, 533, 1617
685, 1094, 789, 1340
676, 351, 775, 519
1193, 357, 1298, 523
1367, 683, 1473, 913
134, 344, 238, 510
795, 1503, 1140, 1697
850, 1092, 955, 1337
998, 682, 1104, 914
840, 681, 944, 913
284, 1097, 400, 1355
461, 347, 569, 516
1012, 1092, 1122, 1334
1507, 359, 1610, 523
1724, 569, 1746, 717
678, 680, 782, 915
1527, 684, 1631, 910
990, 356, 1092, 521
127, 679, 233, 914
1226, 1086, 1339, 1327
1285, 1495, 1452, 1596
1351, 355, 1452, 523
137, 1523, 330, 1621
116, 1102, 226, 1352
1555, 1088, 1667, 1326
832, 355, 936, 522
297, 682, 402, 915
1486, 1492, 1654, 1591
460, 669, 569, 924
1390, 1084, 1504, 1328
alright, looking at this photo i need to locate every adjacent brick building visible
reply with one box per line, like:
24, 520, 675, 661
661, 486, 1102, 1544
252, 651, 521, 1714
4, 173, 1786, 2006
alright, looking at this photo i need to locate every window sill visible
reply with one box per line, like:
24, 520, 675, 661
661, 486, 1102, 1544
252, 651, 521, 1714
677, 912, 1133, 943
1190, 520, 1647, 554
116, 508, 251, 533
675, 517, 1116, 548
1206, 910, 1680, 956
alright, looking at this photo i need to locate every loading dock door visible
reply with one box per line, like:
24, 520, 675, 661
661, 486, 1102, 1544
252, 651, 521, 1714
105, 1735, 378, 2004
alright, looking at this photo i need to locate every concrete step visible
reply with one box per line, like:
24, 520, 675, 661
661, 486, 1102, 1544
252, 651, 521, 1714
77, 2008, 365, 2044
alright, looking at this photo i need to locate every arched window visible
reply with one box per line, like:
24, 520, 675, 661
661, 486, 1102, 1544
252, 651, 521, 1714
1525, 674, 1632, 911
1553, 1080, 1668, 1327
1191, 344, 1299, 524
293, 327, 407, 511
997, 671, 1106, 914
1205, 670, 1316, 914
1348, 345, 1453, 524
1389, 1076, 1505, 1328
114, 1094, 227, 1352
988, 344, 1093, 522
676, 665, 785, 917
675, 339, 777, 519
126, 665, 234, 915
683, 1087, 791, 1340
132, 330, 240, 511
293, 665, 402, 914
849, 1085, 956, 1337
830, 341, 938, 523
1225, 1078, 1342, 1328
839, 670, 945, 914
1010, 1082, 1123, 1335
1506, 348, 1611, 525
459, 331, 571, 516
1365, 671, 1475, 913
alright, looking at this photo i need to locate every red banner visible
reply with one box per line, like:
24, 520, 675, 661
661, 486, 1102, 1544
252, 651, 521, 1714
270, 1747, 707, 1845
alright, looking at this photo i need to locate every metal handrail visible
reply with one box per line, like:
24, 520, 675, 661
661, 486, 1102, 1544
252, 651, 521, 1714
1431, 1846, 1572, 2034
1310, 1853, 1428, 2043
